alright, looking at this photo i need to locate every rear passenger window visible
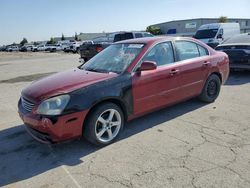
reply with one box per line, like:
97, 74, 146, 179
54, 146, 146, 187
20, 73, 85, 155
135, 33, 143, 38
198, 45, 209, 56
175, 41, 200, 61
142, 42, 174, 66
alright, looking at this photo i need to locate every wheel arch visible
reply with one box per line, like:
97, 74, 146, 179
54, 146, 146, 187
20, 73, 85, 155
82, 97, 129, 134
210, 71, 222, 83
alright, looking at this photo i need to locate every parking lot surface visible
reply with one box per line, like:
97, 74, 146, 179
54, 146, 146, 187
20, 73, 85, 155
0, 52, 250, 188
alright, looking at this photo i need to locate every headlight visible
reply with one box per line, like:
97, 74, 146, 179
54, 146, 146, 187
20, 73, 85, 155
37, 95, 70, 115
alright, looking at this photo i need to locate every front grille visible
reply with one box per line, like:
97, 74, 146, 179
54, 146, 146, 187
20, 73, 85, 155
21, 97, 35, 112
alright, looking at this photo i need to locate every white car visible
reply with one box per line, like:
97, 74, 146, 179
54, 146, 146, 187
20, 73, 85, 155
64, 41, 82, 53
37, 44, 47, 51
7, 46, 19, 52
49, 44, 63, 52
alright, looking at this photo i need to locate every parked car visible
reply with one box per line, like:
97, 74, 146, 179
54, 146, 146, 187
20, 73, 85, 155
194, 23, 240, 48
44, 44, 54, 51
19, 45, 38, 52
64, 41, 82, 53
18, 37, 229, 146
215, 33, 250, 70
48, 44, 63, 52
57, 40, 71, 50
79, 31, 154, 63
0, 46, 7, 51
37, 44, 47, 51
7, 46, 19, 52
19, 46, 27, 52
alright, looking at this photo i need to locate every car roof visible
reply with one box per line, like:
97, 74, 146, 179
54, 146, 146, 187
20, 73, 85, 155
115, 36, 198, 44
115, 36, 170, 44
115, 36, 214, 54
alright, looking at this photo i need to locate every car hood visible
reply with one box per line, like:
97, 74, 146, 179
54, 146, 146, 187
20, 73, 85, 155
22, 68, 117, 103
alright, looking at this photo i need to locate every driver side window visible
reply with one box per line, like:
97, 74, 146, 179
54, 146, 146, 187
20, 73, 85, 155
142, 42, 174, 66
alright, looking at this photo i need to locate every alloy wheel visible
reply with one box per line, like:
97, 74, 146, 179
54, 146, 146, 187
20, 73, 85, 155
95, 109, 122, 143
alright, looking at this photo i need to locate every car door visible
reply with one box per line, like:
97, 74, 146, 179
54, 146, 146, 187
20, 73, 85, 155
132, 42, 184, 116
173, 40, 211, 99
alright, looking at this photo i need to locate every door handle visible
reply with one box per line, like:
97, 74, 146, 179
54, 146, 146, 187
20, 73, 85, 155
203, 61, 210, 66
170, 69, 179, 75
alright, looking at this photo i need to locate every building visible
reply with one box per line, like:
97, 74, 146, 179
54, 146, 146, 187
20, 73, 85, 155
52, 33, 106, 42
149, 18, 250, 36
77, 33, 108, 41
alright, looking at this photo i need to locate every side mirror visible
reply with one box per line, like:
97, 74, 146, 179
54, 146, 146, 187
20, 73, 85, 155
217, 34, 223, 39
137, 61, 157, 72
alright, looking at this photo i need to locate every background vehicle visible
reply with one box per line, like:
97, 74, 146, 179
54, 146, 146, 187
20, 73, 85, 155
7, 46, 19, 52
18, 37, 229, 146
64, 41, 82, 53
79, 31, 154, 63
19, 45, 37, 52
44, 44, 55, 51
194, 23, 240, 48
0, 45, 7, 51
37, 44, 47, 51
47, 44, 63, 52
215, 33, 250, 70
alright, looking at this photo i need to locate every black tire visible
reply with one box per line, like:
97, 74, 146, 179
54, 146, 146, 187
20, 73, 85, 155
199, 74, 221, 103
84, 103, 124, 146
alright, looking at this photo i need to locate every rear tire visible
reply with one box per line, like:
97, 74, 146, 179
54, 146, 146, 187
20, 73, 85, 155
199, 74, 221, 103
84, 103, 124, 146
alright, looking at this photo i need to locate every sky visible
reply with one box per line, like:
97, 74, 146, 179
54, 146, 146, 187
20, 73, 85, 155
0, 0, 249, 45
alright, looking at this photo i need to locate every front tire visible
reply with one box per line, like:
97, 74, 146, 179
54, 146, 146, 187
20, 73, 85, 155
199, 74, 221, 103
84, 103, 124, 146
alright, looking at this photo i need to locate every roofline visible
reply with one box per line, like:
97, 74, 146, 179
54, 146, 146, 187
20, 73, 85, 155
150, 18, 250, 26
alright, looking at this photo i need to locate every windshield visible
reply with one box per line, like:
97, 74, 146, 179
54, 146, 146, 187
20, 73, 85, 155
80, 43, 144, 74
194, 29, 218, 39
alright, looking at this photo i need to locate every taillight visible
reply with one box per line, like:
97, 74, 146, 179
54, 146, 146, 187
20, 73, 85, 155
96, 46, 103, 52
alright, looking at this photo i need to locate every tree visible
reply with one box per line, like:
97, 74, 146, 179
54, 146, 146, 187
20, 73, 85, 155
218, 16, 228, 23
20, 38, 28, 46
47, 37, 56, 44
74, 32, 79, 41
61, 33, 65, 41
146, 26, 162, 35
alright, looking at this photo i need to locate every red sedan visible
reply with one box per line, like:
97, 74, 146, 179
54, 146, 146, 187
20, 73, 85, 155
18, 37, 229, 146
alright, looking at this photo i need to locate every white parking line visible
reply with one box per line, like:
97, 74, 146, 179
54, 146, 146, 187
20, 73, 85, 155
48, 145, 81, 188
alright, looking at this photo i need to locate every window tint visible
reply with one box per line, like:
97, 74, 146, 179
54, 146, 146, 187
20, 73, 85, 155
142, 42, 174, 66
114, 33, 134, 42
175, 41, 200, 61
194, 29, 218, 39
198, 45, 208, 56
135, 33, 143, 38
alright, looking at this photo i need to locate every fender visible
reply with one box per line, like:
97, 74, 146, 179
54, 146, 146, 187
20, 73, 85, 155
64, 72, 133, 116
